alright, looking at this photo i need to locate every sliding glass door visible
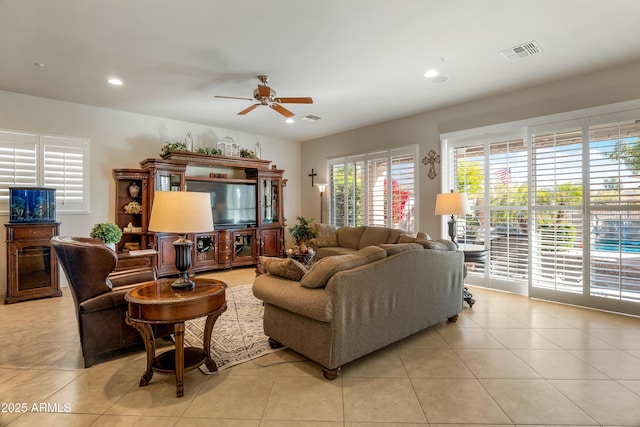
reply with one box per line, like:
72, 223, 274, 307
445, 111, 640, 316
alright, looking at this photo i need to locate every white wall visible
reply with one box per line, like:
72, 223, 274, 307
0, 90, 301, 294
301, 60, 640, 239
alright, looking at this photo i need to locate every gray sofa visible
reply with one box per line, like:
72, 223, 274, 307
308, 224, 428, 259
253, 244, 465, 379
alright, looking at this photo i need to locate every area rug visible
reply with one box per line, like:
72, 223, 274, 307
183, 284, 283, 374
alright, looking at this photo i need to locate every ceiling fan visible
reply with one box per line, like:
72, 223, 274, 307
215, 75, 313, 118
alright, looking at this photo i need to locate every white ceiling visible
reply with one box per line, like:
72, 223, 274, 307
2, 0, 640, 142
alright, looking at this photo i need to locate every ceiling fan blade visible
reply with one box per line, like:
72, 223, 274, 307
274, 97, 313, 104
215, 95, 253, 101
257, 85, 271, 98
237, 104, 260, 115
270, 103, 295, 118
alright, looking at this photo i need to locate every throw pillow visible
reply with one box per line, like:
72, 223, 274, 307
259, 256, 308, 281
300, 246, 386, 289
378, 242, 423, 256
314, 223, 338, 247
423, 239, 458, 251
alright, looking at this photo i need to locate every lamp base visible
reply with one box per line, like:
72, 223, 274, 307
170, 275, 195, 290
172, 234, 194, 290
447, 215, 459, 249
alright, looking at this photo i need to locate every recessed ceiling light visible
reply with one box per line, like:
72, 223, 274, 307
285, 118, 295, 124
431, 75, 449, 84
424, 69, 439, 79
108, 77, 123, 86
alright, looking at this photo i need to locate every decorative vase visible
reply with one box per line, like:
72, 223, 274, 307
105, 242, 116, 252
128, 182, 140, 198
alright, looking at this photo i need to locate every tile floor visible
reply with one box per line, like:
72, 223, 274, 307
1, 267, 640, 426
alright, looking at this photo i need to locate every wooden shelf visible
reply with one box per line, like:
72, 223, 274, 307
186, 176, 255, 184
161, 150, 272, 170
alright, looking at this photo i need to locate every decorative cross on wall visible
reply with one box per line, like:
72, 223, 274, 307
308, 168, 318, 187
422, 149, 441, 180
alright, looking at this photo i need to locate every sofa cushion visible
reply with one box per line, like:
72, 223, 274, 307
314, 223, 338, 247
359, 226, 392, 248
377, 242, 423, 256
336, 226, 366, 250
300, 246, 386, 289
259, 256, 308, 281
315, 246, 358, 259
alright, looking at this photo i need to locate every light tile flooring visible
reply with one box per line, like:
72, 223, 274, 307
1, 267, 640, 426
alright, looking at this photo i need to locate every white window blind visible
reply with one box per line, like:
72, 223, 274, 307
0, 131, 38, 213
530, 128, 584, 293
0, 129, 89, 214
329, 146, 417, 231
588, 120, 640, 302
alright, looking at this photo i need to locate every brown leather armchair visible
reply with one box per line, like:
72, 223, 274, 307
51, 236, 171, 367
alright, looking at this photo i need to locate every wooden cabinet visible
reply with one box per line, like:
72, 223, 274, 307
154, 232, 180, 277
5, 222, 61, 304
232, 229, 257, 266
247, 168, 284, 228
112, 169, 149, 253
192, 232, 218, 272
140, 158, 188, 216
119, 153, 286, 277
259, 228, 282, 257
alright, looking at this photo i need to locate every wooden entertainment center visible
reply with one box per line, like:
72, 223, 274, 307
113, 150, 284, 277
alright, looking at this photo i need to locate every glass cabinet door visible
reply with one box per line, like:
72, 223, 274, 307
261, 178, 281, 224
158, 173, 182, 191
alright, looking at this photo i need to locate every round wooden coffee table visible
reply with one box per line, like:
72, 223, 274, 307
125, 277, 227, 397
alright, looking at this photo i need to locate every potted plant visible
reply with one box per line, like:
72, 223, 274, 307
90, 222, 123, 251
288, 216, 316, 245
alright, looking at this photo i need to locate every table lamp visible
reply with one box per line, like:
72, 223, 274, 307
148, 191, 213, 289
435, 190, 470, 247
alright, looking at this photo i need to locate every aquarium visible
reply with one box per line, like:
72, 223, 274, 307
9, 187, 56, 223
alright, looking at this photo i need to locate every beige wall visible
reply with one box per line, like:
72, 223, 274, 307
0, 90, 301, 294
301, 60, 640, 239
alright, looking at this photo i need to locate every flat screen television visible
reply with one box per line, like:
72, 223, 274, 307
187, 181, 257, 228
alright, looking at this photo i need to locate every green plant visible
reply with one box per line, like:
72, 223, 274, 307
161, 141, 187, 155
288, 216, 316, 244
196, 146, 221, 156
240, 148, 255, 158
90, 222, 123, 244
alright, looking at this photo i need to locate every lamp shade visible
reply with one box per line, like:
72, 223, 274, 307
435, 192, 470, 216
149, 191, 214, 233
314, 182, 328, 193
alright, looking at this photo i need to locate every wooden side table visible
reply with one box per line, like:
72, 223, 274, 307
125, 277, 227, 397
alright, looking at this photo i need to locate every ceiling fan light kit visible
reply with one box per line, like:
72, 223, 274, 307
215, 75, 313, 118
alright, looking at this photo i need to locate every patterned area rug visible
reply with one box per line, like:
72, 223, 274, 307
183, 283, 282, 374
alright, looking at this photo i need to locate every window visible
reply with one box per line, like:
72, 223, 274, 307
0, 129, 89, 214
328, 146, 417, 231
443, 108, 640, 316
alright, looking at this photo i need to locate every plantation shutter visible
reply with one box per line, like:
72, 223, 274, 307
588, 120, 640, 302
328, 145, 417, 232
390, 153, 415, 230
42, 135, 88, 213
0, 131, 38, 213
0, 129, 89, 215
488, 137, 529, 281
329, 163, 346, 226
367, 157, 386, 226
530, 127, 584, 293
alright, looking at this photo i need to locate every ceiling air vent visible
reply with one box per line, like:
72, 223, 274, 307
500, 41, 543, 62
301, 114, 322, 121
